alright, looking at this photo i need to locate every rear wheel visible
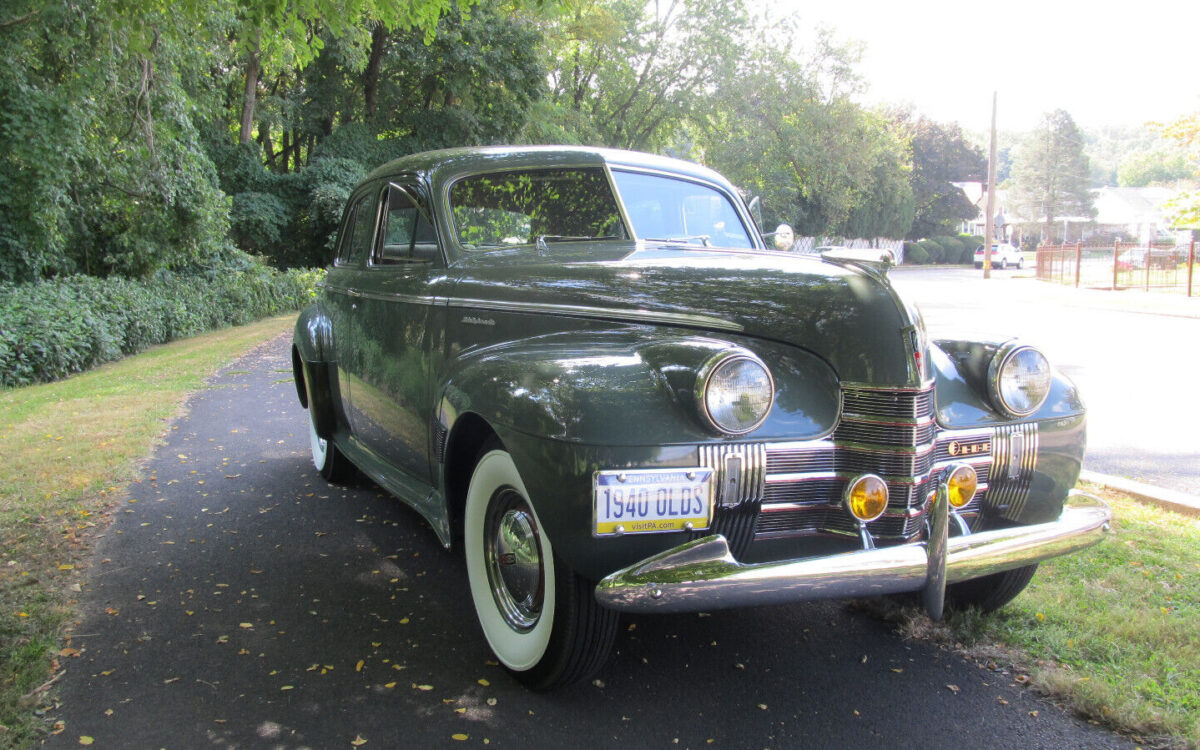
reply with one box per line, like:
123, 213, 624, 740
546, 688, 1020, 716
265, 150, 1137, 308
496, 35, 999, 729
464, 444, 617, 689
307, 405, 352, 482
946, 564, 1038, 612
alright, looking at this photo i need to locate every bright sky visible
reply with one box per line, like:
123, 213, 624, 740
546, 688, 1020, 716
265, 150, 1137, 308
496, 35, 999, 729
777, 0, 1200, 133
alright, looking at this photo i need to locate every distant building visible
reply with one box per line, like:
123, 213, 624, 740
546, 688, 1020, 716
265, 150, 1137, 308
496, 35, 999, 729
1088, 186, 1177, 243
953, 182, 1191, 245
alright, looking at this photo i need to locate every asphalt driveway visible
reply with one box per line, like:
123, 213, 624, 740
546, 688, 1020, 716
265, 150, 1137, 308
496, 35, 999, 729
46, 332, 1132, 748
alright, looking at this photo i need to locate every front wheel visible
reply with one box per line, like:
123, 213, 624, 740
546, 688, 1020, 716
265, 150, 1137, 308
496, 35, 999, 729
946, 564, 1038, 612
464, 446, 617, 689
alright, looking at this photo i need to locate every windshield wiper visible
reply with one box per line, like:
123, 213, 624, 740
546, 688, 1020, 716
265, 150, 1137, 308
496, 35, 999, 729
643, 235, 711, 247
535, 235, 620, 250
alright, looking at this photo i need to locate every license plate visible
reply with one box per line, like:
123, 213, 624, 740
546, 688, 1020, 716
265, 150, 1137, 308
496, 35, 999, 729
593, 468, 713, 536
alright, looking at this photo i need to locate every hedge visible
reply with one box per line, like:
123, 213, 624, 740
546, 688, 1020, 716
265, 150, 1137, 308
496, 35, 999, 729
0, 267, 324, 388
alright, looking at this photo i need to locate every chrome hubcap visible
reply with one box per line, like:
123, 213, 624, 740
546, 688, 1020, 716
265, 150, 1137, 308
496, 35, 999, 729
484, 489, 544, 632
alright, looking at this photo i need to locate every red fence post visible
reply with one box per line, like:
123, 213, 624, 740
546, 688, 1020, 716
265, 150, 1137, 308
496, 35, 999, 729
1074, 241, 1082, 288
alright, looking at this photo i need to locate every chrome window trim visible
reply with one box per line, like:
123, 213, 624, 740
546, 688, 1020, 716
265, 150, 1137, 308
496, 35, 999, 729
445, 297, 744, 333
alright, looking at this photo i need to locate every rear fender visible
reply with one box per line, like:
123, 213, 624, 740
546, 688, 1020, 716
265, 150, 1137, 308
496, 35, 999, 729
292, 304, 341, 439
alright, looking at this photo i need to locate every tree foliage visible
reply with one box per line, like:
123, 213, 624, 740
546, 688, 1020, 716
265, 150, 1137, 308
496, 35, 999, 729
892, 111, 985, 240
1008, 109, 1096, 241
4, 0, 1042, 283
698, 24, 913, 239
1156, 112, 1200, 228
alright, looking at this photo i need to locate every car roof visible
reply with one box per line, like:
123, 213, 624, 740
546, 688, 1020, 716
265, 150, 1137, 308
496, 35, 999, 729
363, 145, 737, 191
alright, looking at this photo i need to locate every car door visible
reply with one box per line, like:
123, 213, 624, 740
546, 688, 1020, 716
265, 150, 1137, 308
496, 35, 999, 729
349, 180, 447, 485
325, 183, 384, 438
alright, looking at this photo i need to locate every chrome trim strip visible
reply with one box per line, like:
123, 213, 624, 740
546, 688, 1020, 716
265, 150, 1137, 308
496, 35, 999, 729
594, 496, 1111, 614
764, 471, 839, 484
839, 380, 936, 393
765, 440, 837, 453
838, 414, 937, 427
446, 297, 743, 332
357, 291, 441, 305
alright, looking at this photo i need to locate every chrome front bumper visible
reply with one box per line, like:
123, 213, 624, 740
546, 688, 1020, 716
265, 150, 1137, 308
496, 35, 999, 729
594, 490, 1111, 618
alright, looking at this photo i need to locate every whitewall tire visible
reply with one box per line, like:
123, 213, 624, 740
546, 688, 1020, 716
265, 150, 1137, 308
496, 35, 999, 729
464, 444, 617, 689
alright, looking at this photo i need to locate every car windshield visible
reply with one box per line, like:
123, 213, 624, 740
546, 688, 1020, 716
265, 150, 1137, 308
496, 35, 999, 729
449, 167, 628, 251
611, 170, 754, 249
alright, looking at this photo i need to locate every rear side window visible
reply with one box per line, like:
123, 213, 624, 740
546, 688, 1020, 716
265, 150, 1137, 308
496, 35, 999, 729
376, 184, 440, 265
337, 192, 380, 266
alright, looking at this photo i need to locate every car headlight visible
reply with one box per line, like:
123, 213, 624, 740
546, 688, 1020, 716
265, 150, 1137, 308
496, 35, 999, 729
988, 342, 1051, 417
697, 352, 774, 434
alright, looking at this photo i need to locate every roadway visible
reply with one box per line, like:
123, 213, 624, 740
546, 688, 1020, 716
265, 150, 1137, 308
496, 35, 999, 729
45, 332, 1132, 749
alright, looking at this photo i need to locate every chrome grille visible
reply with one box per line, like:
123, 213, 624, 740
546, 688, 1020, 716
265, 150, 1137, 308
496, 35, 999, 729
834, 418, 936, 447
988, 423, 1039, 521
697, 384, 1038, 549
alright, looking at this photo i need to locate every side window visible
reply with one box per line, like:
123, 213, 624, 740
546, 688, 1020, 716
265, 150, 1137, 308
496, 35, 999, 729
375, 184, 440, 265
339, 191, 380, 266
334, 199, 361, 265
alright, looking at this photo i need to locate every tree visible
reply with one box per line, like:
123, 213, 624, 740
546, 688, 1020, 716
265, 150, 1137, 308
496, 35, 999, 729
699, 25, 913, 239
1157, 112, 1200, 228
0, 0, 231, 281
539, 0, 751, 151
892, 111, 985, 240
1117, 148, 1195, 187
1007, 109, 1095, 242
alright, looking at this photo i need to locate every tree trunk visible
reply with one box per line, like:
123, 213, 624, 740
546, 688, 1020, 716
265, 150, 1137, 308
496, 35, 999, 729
258, 122, 276, 168
280, 129, 291, 173
239, 38, 261, 145
363, 24, 388, 123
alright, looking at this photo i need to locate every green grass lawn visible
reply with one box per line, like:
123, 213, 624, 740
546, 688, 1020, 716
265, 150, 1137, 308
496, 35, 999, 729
876, 486, 1200, 747
0, 315, 293, 746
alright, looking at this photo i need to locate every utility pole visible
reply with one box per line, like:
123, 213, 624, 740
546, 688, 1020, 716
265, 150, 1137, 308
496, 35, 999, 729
983, 92, 998, 279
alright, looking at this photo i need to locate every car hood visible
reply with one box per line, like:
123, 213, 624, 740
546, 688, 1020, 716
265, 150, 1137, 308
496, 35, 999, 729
450, 244, 923, 386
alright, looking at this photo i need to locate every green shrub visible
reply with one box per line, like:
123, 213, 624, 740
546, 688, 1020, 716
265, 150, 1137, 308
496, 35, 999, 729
933, 235, 963, 260
231, 192, 289, 256
918, 239, 944, 263
0, 266, 323, 388
904, 242, 929, 264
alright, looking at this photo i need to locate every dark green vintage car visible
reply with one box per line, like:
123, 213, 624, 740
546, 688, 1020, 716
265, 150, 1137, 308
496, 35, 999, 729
292, 146, 1110, 689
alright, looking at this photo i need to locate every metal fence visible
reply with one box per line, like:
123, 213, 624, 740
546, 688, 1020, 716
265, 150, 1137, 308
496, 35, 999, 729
1036, 241, 1198, 296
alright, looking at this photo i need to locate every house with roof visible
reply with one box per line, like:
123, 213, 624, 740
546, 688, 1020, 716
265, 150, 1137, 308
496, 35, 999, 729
1087, 186, 1178, 243
953, 182, 1192, 245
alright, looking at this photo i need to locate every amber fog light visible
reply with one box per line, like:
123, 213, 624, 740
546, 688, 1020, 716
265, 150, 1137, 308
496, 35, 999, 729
945, 464, 978, 508
845, 474, 889, 522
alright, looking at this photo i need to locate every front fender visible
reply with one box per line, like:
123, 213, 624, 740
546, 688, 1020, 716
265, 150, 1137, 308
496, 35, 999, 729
438, 329, 840, 446
932, 337, 1087, 525
931, 338, 1085, 428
